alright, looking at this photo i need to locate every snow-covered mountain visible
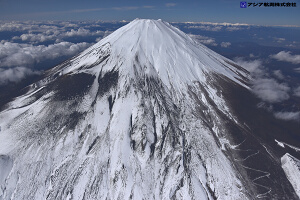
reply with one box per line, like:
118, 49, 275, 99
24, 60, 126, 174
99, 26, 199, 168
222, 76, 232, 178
0, 19, 299, 199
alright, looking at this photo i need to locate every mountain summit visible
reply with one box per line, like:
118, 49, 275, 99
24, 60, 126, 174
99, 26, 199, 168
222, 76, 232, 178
50, 19, 249, 91
0, 19, 298, 200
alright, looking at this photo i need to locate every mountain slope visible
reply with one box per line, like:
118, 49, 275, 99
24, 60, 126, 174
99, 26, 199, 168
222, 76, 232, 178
0, 19, 298, 200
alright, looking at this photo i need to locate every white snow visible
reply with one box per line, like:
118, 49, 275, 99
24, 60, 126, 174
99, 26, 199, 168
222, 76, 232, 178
285, 144, 300, 152
275, 139, 285, 148
54, 19, 248, 91
275, 139, 300, 152
281, 153, 300, 198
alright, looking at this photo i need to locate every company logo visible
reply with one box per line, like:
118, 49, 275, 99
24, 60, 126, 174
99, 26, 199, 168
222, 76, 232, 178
240, 1, 247, 8
240, 2, 297, 8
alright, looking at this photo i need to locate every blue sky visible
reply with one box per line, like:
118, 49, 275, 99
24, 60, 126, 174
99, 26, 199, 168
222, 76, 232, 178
0, 0, 299, 25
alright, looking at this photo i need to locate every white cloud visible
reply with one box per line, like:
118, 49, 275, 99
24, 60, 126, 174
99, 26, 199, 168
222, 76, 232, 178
0, 21, 110, 44
0, 22, 33, 32
0, 42, 90, 68
220, 42, 231, 48
235, 58, 299, 120
143, 5, 155, 9
189, 34, 217, 46
234, 58, 264, 74
251, 78, 290, 103
1, 40, 8, 44
0, 41, 91, 84
13, 33, 57, 43
274, 111, 300, 121
0, 21, 63, 33
273, 70, 285, 80
186, 25, 222, 32
59, 22, 79, 28
95, 37, 102, 42
112, 6, 139, 10
64, 28, 92, 37
165, 3, 177, 7
226, 26, 244, 31
12, 28, 106, 43
0, 21, 117, 84
294, 86, 300, 97
249, 53, 256, 58
0, 67, 39, 85
12, 28, 105, 43
234, 58, 290, 103
294, 67, 300, 73
184, 21, 250, 26
95, 30, 112, 42
200, 39, 217, 46
270, 51, 300, 64
273, 37, 285, 43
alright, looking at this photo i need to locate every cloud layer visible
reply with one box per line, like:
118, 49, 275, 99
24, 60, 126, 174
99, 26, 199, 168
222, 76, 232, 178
0, 67, 39, 85
270, 51, 300, 64
184, 22, 250, 32
188, 34, 217, 46
273, 70, 285, 80
234, 58, 290, 103
251, 78, 290, 103
274, 111, 300, 121
187, 25, 222, 32
11, 28, 109, 44
220, 42, 231, 48
294, 86, 300, 97
0, 21, 121, 85
0, 41, 90, 85
235, 57, 300, 121
1, 21, 113, 44
0, 42, 90, 68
